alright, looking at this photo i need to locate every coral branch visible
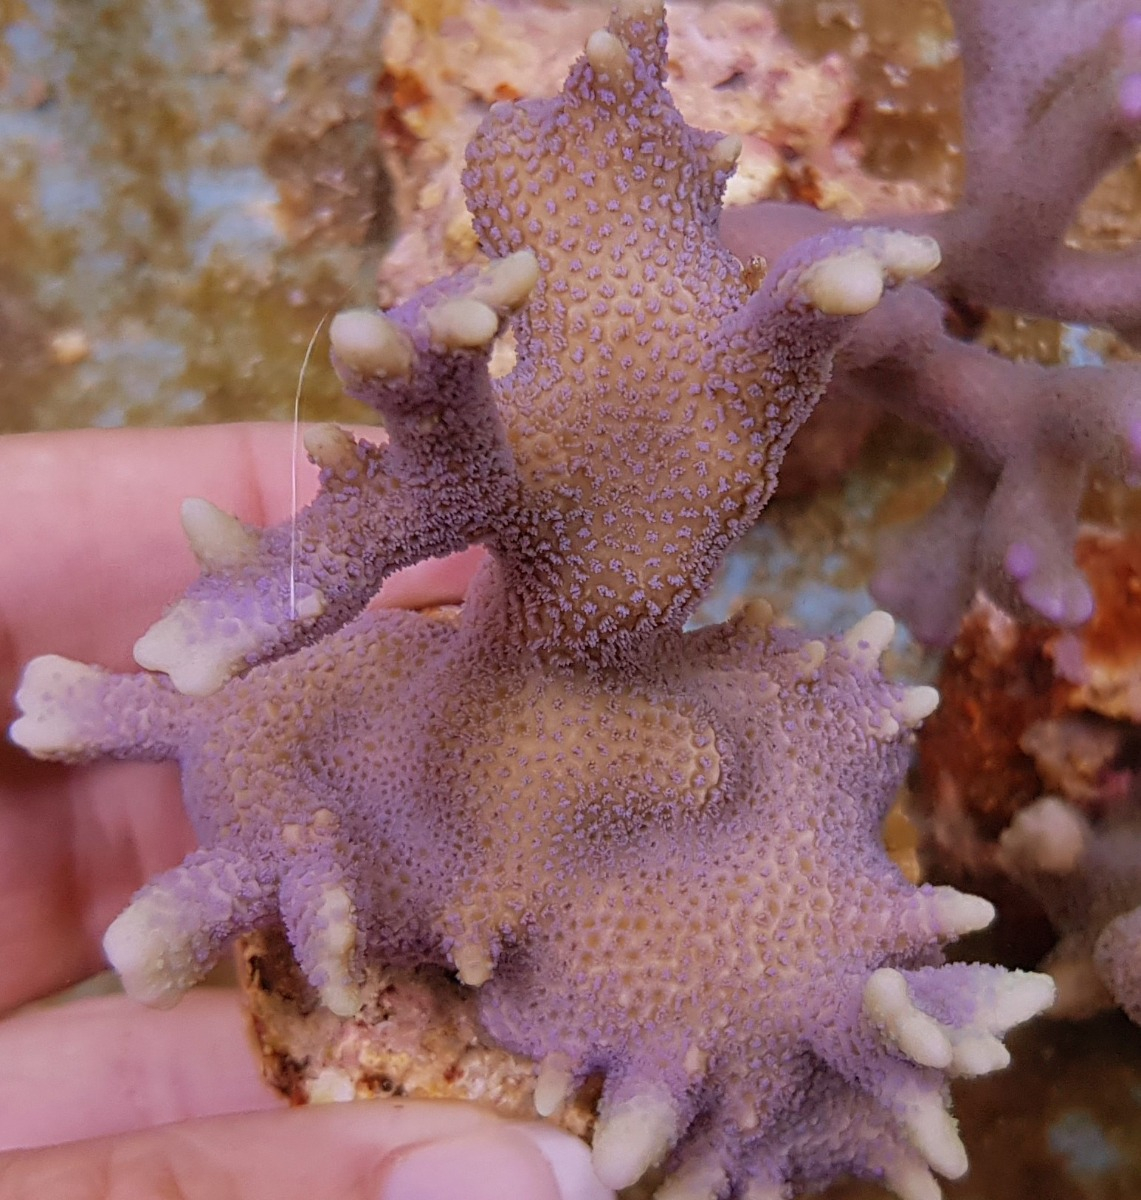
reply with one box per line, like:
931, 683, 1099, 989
104, 849, 274, 1009
133, 256, 531, 697
722, 0, 1141, 641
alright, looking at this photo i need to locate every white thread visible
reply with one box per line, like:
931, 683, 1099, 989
290, 313, 332, 620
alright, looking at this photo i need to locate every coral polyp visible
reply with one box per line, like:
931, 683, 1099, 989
10, 2, 1054, 1196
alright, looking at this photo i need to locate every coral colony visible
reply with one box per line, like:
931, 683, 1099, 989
24, 0, 1141, 1195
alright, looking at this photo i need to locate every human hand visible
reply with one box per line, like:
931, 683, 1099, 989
0, 425, 609, 1200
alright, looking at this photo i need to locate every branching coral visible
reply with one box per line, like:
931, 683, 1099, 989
721, 0, 1141, 646
9, 3, 1055, 1197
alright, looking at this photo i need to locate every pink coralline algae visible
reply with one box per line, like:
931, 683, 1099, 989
9, 3, 1054, 1198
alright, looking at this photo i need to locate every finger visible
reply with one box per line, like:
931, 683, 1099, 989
0, 424, 483, 675
375, 544, 486, 611
0, 425, 484, 1011
0, 990, 278, 1151
0, 1100, 614, 1200
0, 756, 191, 1014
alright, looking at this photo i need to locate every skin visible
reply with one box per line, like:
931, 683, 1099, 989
0, 425, 605, 1200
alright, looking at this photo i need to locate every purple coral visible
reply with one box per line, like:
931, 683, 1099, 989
721, 0, 1141, 645
10, 3, 1054, 1197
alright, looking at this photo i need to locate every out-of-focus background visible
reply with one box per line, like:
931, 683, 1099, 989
0, 0, 390, 432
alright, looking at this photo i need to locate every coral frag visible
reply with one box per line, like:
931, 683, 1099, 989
11, 3, 1054, 1198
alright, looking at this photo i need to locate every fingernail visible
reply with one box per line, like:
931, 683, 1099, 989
379, 1128, 613, 1200
517, 1124, 615, 1200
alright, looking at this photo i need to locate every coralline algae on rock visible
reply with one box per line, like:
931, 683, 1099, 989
917, 529, 1141, 1027
10, 3, 1053, 1197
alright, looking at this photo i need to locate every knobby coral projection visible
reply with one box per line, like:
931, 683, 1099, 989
11, 1, 1062, 1197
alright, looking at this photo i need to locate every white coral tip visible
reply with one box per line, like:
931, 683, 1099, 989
710, 134, 742, 172
896, 685, 939, 728
801, 249, 885, 316
585, 29, 630, 78
872, 710, 901, 742
863, 968, 953, 1069
977, 970, 1056, 1033
948, 1033, 1010, 1078
454, 942, 494, 988
320, 981, 364, 1020
883, 1159, 942, 1200
293, 588, 326, 621
999, 796, 1087, 874
472, 250, 540, 311
655, 1157, 728, 1200
927, 886, 995, 938
180, 498, 258, 571
10, 655, 102, 758
103, 900, 194, 1009
426, 297, 500, 350
303, 423, 357, 471
312, 884, 364, 1018
738, 598, 775, 631
592, 1091, 679, 1189
898, 1091, 968, 1180
843, 609, 895, 667
330, 309, 414, 379
534, 1052, 574, 1117
134, 602, 249, 696
871, 231, 942, 281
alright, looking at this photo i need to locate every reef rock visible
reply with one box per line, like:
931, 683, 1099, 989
918, 529, 1141, 1026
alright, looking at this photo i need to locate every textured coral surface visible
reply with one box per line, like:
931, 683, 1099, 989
10, 3, 1054, 1197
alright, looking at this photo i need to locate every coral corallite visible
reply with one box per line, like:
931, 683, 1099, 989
9, 2, 1055, 1198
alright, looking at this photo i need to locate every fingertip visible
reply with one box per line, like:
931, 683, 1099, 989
1, 1101, 610, 1200
375, 545, 486, 610
377, 1131, 551, 1200
376, 1127, 613, 1200
517, 1125, 616, 1200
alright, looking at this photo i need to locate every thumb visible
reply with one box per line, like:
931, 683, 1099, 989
0, 1099, 615, 1200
